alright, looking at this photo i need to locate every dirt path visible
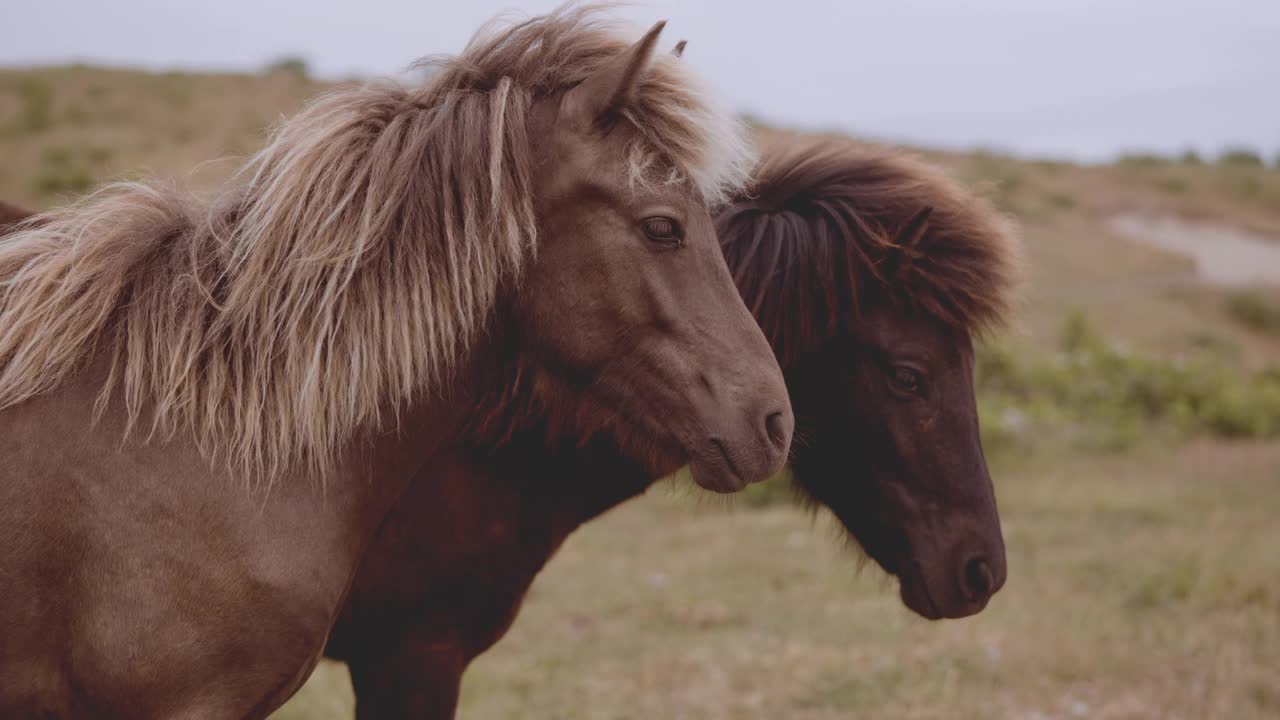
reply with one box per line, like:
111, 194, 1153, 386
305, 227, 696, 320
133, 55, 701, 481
1108, 214, 1280, 287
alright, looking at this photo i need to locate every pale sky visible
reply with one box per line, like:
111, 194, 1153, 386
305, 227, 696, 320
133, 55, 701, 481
5, 0, 1278, 161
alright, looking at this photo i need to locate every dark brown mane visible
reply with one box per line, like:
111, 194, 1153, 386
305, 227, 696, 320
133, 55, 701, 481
716, 136, 1022, 367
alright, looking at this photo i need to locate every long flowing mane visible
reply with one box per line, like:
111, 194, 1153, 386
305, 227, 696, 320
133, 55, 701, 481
0, 5, 752, 478
716, 136, 1023, 367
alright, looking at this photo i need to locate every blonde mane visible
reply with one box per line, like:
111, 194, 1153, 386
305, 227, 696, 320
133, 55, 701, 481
0, 5, 753, 479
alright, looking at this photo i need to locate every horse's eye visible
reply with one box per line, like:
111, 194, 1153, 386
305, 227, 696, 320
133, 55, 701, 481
890, 365, 922, 394
641, 216, 683, 246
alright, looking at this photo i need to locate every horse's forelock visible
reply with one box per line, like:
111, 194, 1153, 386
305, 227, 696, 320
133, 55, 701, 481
718, 137, 1023, 369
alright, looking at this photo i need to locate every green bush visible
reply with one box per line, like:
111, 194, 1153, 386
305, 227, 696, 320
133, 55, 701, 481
32, 143, 113, 199
1226, 291, 1280, 335
1219, 148, 1264, 168
976, 313, 1280, 454
1220, 172, 1264, 200
1153, 175, 1189, 195
263, 56, 311, 80
1117, 153, 1168, 169
154, 72, 192, 108
1043, 191, 1077, 209
14, 77, 53, 133
957, 151, 1024, 214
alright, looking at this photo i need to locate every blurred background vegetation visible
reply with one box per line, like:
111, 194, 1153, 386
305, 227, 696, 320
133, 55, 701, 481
2, 65, 1278, 719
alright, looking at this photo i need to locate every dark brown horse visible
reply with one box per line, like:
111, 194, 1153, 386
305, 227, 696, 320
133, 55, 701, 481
0, 9, 793, 717
0, 201, 30, 230
323, 137, 1023, 717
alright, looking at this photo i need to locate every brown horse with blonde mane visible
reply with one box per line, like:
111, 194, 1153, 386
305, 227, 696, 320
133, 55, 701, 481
320, 136, 1023, 717
0, 7, 795, 717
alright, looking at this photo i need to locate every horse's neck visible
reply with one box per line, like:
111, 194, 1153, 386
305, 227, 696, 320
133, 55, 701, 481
1, 358, 466, 609
453, 338, 543, 447
366, 351, 499, 486
485, 425, 656, 521
450, 332, 657, 517
55, 351, 474, 513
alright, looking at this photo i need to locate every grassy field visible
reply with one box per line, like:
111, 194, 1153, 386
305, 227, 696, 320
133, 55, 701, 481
3, 66, 1279, 719
281, 441, 1280, 720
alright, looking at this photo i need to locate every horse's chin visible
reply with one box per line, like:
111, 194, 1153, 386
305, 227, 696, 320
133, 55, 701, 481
898, 567, 945, 621
687, 445, 748, 493
839, 523, 946, 621
834, 525, 949, 621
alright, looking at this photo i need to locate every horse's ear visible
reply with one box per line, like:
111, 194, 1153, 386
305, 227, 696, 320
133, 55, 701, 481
671, 40, 687, 57
561, 20, 666, 130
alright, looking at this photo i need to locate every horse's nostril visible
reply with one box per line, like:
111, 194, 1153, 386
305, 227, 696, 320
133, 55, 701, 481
764, 411, 790, 449
962, 557, 995, 601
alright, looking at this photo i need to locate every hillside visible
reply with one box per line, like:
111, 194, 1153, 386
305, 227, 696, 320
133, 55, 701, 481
3, 66, 1279, 719
5, 66, 1279, 364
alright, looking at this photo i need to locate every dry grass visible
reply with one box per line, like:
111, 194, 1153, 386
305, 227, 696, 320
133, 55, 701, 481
0, 66, 322, 207
2, 66, 1278, 719
277, 440, 1280, 719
